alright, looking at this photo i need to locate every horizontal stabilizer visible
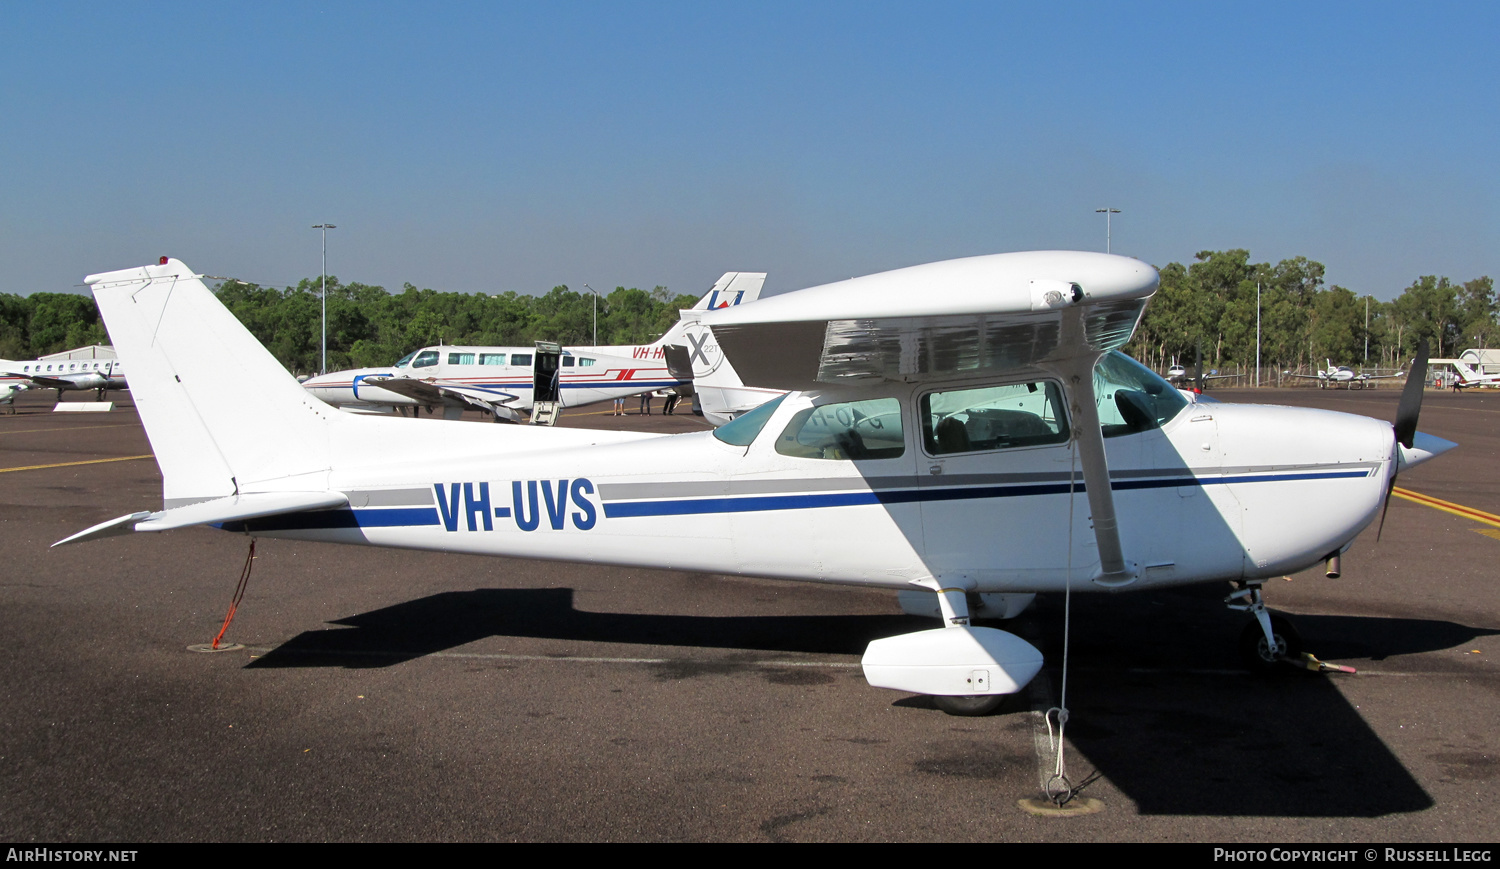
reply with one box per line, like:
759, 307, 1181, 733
53, 491, 348, 547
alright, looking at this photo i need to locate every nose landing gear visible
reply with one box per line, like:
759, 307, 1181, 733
1227, 580, 1303, 673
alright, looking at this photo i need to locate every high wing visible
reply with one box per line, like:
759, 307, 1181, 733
701, 252, 1153, 390
702, 250, 1159, 588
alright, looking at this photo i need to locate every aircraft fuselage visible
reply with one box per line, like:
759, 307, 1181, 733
227, 377, 1395, 594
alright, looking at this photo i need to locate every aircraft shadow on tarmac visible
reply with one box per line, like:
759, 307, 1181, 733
246, 584, 1495, 818
1019, 586, 1496, 818
246, 586, 922, 666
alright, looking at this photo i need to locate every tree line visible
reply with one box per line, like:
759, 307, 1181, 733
1127, 250, 1495, 375
3, 252, 1494, 377
0, 276, 700, 375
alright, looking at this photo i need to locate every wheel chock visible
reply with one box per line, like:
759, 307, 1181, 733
1291, 652, 1356, 674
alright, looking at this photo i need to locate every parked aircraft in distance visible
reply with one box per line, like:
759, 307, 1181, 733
1284, 360, 1406, 390
59, 254, 1454, 718
303, 272, 765, 421
1162, 346, 1243, 393
1439, 359, 1500, 390
1, 374, 28, 411
304, 344, 678, 422
0, 356, 127, 400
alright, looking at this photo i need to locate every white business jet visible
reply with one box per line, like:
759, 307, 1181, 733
1285, 360, 1406, 390
56, 253, 1454, 716
302, 272, 766, 421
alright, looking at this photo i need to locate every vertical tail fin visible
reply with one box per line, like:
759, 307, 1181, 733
653, 272, 767, 350
87, 259, 333, 506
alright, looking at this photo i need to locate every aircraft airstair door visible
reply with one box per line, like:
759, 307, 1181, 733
531, 342, 563, 426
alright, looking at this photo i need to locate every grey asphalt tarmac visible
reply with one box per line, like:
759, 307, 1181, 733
1, 386, 1496, 842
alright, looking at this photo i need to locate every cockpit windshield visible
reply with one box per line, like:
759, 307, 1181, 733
1095, 351, 1188, 437
394, 351, 418, 369
712, 394, 787, 447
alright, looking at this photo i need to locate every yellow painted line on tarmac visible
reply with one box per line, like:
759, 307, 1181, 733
1392, 487, 1500, 530
0, 454, 154, 474
0, 425, 137, 436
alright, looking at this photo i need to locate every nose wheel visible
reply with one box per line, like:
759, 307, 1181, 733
1237, 613, 1302, 672
1227, 581, 1303, 673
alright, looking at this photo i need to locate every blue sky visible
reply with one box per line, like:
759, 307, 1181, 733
2, 2, 1495, 301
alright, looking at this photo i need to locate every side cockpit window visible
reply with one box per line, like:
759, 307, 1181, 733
774, 397, 904, 461
1095, 352, 1188, 438
411, 350, 440, 369
922, 382, 1069, 455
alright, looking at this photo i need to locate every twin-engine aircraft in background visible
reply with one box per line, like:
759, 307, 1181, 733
0, 356, 127, 401
1284, 360, 1407, 390
56, 252, 1454, 716
303, 273, 765, 422
303, 344, 679, 423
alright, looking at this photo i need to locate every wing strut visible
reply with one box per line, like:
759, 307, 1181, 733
1048, 314, 1138, 588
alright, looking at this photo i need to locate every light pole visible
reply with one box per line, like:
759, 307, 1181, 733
1094, 208, 1121, 253
1256, 281, 1261, 388
312, 224, 337, 374
583, 284, 600, 346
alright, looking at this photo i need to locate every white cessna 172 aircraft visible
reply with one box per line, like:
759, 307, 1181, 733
56, 252, 1454, 715
302, 272, 766, 421
1285, 360, 1406, 390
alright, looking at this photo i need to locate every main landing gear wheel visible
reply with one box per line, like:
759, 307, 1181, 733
1239, 614, 1302, 673
933, 694, 1007, 716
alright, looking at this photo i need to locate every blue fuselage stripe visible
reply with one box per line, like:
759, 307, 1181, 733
216, 470, 1373, 530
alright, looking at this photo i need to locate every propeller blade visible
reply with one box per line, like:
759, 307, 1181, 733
1378, 338, 1430, 542
1394, 339, 1429, 450
1376, 475, 1396, 542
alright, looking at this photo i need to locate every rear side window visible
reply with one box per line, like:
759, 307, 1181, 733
511, 354, 532, 366
479, 353, 507, 365
775, 397, 904, 461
